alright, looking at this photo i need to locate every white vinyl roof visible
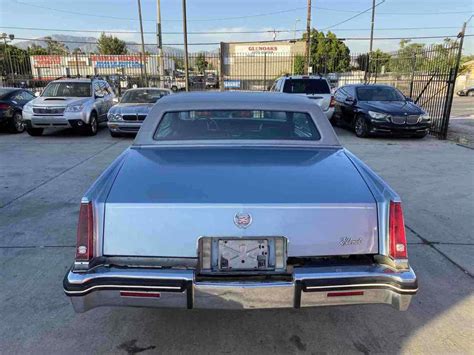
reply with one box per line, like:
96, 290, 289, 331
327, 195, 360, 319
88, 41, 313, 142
134, 92, 341, 148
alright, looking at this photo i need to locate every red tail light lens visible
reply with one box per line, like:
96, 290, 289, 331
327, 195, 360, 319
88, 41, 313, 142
0, 103, 11, 110
329, 96, 336, 108
75, 201, 94, 261
389, 201, 407, 259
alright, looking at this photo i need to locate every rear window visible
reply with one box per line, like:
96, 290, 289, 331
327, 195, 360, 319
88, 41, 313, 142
283, 79, 330, 94
154, 110, 320, 141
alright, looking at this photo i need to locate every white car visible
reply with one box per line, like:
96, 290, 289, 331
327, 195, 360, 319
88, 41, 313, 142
270, 75, 335, 120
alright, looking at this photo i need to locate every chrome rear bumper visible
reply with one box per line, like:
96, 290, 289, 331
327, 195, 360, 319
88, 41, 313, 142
64, 264, 417, 313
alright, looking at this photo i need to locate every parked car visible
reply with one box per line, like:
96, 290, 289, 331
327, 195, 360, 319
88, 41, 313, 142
168, 77, 186, 92
269, 75, 335, 120
457, 86, 474, 96
107, 88, 171, 137
205, 74, 218, 89
0, 87, 35, 133
332, 84, 431, 138
22, 78, 115, 136
63, 92, 417, 313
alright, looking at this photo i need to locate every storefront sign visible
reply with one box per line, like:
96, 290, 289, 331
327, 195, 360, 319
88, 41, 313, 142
234, 45, 291, 56
91, 55, 144, 68
224, 80, 241, 89
32, 55, 61, 67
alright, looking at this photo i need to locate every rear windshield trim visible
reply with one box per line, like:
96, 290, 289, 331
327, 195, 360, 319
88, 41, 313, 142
152, 109, 322, 142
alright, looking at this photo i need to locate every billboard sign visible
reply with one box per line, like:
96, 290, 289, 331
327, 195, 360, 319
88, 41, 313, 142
32, 55, 61, 67
91, 55, 144, 68
234, 45, 291, 56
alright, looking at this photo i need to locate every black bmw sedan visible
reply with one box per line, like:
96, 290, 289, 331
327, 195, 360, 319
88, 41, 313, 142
332, 84, 431, 138
0, 87, 36, 133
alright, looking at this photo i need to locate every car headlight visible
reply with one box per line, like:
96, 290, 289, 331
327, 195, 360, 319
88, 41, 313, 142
420, 113, 431, 122
65, 104, 84, 112
23, 102, 33, 113
368, 111, 390, 121
108, 113, 123, 121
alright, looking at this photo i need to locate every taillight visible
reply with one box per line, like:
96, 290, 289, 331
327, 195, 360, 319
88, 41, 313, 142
0, 103, 10, 110
389, 201, 407, 259
75, 201, 94, 261
329, 96, 335, 108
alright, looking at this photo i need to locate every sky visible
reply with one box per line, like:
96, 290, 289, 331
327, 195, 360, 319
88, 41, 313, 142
0, 0, 473, 54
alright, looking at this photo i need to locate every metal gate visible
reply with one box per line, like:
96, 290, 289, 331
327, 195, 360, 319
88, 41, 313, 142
0, 38, 464, 139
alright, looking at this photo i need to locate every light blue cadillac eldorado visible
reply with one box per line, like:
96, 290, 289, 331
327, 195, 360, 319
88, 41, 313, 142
64, 92, 417, 312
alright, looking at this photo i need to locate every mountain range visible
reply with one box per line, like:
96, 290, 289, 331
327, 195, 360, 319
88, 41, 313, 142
14, 34, 185, 55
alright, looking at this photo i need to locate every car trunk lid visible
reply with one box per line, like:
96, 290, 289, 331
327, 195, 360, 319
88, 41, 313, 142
103, 147, 378, 257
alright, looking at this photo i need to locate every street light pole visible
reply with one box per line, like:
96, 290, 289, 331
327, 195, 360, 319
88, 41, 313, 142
137, 0, 149, 86
157, 0, 165, 85
293, 18, 300, 40
182, 0, 190, 91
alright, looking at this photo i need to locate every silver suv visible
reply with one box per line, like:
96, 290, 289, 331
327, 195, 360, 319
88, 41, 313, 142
270, 75, 335, 120
22, 78, 115, 136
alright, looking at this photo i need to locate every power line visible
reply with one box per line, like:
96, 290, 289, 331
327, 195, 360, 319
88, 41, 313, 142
11, 34, 471, 47
1, 25, 470, 36
321, 0, 386, 31
12, 0, 473, 23
0, 26, 305, 35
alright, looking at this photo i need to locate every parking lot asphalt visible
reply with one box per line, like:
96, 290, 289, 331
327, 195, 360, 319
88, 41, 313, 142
0, 125, 473, 354
449, 96, 474, 146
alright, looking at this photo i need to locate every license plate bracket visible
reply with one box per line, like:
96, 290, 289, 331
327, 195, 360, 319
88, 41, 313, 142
218, 239, 269, 271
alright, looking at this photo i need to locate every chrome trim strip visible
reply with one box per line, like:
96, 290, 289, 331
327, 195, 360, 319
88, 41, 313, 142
65, 284, 182, 295
305, 283, 418, 293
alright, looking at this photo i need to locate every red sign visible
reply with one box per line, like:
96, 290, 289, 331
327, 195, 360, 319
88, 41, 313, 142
32, 55, 61, 66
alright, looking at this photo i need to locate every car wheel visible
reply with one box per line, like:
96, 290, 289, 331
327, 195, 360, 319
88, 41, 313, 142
171, 85, 178, 92
26, 127, 44, 136
354, 116, 369, 138
8, 111, 26, 133
468, 91, 474, 97
84, 112, 98, 136
109, 130, 122, 138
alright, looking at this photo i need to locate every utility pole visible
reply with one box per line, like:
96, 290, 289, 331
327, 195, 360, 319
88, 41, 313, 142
157, 0, 165, 86
365, 0, 376, 82
137, 0, 148, 86
182, 0, 190, 91
304, 0, 311, 74
369, 0, 376, 53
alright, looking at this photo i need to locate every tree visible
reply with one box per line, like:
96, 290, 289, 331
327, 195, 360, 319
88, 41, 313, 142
27, 44, 48, 55
302, 29, 351, 73
389, 39, 424, 73
72, 47, 83, 55
97, 33, 127, 55
460, 54, 474, 74
293, 54, 305, 74
1, 44, 31, 78
369, 49, 392, 74
195, 53, 208, 73
172, 56, 184, 71
43, 36, 68, 55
